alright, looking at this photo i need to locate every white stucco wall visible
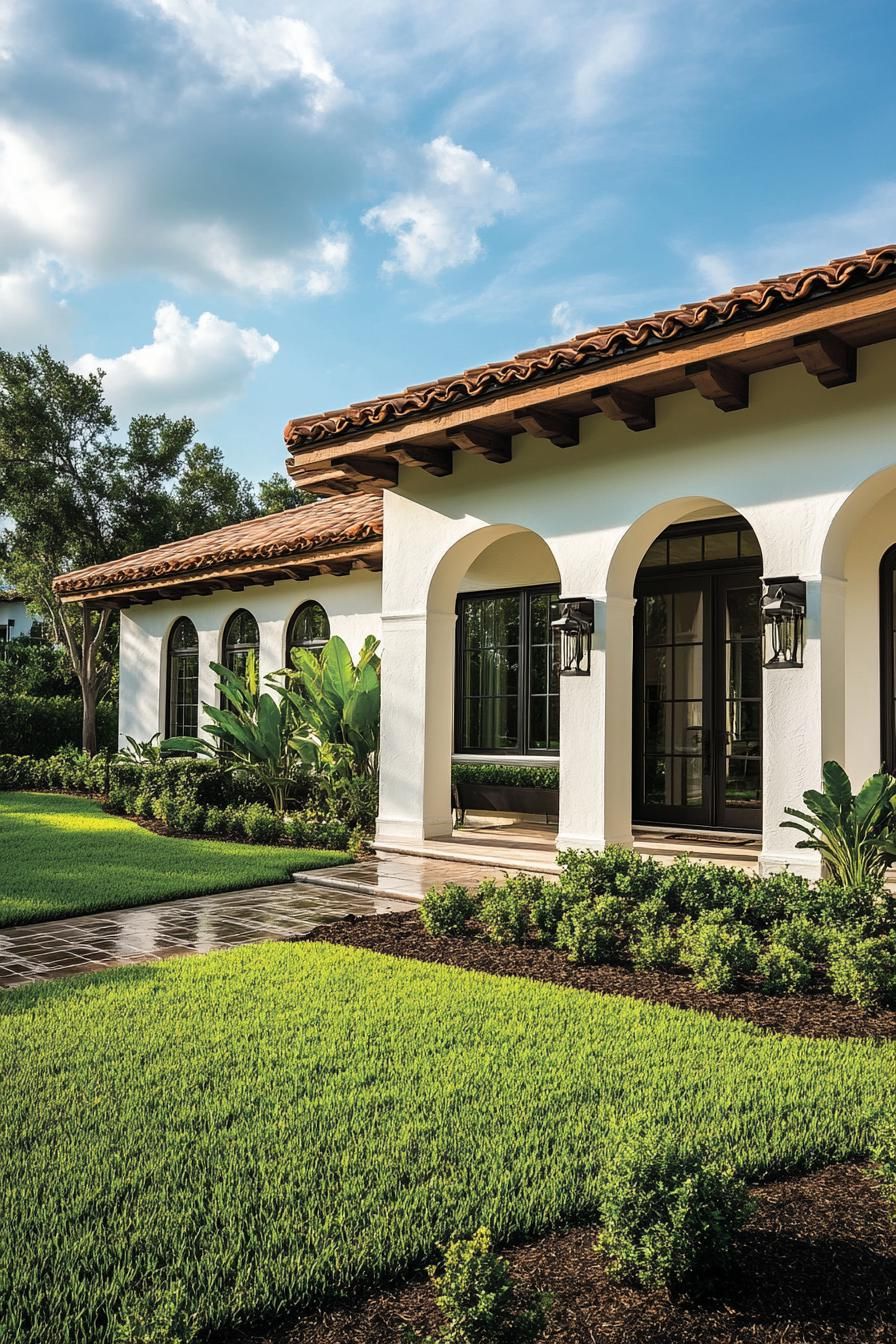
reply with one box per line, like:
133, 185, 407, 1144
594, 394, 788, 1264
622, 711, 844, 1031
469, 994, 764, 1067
0, 598, 33, 639
843, 485, 896, 784
118, 569, 382, 746
375, 340, 896, 874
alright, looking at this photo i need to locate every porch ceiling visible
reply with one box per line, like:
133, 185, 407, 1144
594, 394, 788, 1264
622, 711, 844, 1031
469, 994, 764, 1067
283, 244, 896, 496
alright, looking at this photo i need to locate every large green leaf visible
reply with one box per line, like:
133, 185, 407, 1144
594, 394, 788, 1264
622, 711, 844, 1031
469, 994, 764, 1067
822, 760, 852, 808
322, 635, 354, 709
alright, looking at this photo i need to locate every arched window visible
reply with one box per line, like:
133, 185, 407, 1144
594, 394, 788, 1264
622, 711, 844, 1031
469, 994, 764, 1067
221, 609, 259, 683
166, 618, 199, 738
882, 545, 896, 772
287, 601, 330, 659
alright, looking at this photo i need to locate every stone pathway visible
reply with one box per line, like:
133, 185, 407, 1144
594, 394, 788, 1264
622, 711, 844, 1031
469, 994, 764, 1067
0, 883, 415, 989
293, 853, 538, 900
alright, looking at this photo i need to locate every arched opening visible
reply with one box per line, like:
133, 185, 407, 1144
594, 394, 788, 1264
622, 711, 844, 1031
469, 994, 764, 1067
616, 501, 765, 832
166, 617, 199, 738
287, 601, 329, 660
822, 466, 896, 784
221, 609, 259, 683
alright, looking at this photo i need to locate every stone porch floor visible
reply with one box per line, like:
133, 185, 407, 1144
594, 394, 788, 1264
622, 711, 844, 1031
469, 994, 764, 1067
0, 883, 415, 990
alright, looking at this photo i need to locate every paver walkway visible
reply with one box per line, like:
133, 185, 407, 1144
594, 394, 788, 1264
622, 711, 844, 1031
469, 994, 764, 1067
0, 883, 415, 989
293, 853, 534, 901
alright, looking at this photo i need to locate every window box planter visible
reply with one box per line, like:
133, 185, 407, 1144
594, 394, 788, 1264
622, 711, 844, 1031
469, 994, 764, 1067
451, 780, 559, 824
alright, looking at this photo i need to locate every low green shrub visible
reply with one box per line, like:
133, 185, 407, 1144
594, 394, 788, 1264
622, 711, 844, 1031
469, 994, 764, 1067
406, 1226, 550, 1344
596, 1129, 753, 1289
659, 857, 755, 922
165, 798, 206, 836
420, 883, 479, 938
241, 802, 283, 845
555, 895, 624, 965
678, 910, 759, 992
527, 878, 571, 944
828, 931, 896, 1010
282, 812, 351, 851
558, 845, 662, 907
451, 762, 559, 792
479, 878, 530, 945
757, 943, 813, 995
203, 805, 227, 836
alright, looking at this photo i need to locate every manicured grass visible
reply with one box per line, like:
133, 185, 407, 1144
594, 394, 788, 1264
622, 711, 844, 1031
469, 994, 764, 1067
0, 792, 350, 926
0, 941, 891, 1343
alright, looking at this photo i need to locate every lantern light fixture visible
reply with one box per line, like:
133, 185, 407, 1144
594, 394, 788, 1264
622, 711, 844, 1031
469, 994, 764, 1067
551, 597, 595, 676
760, 577, 806, 669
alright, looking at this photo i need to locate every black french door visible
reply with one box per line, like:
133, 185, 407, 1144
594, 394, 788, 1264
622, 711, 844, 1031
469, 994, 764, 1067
634, 567, 762, 831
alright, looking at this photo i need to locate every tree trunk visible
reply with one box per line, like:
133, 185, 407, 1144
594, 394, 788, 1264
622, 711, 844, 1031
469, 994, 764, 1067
81, 673, 98, 756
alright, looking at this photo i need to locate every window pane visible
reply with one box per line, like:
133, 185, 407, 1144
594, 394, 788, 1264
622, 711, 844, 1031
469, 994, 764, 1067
674, 645, 702, 700
642, 539, 667, 567
674, 590, 703, 643
739, 529, 761, 558
644, 593, 671, 645
704, 530, 739, 561
673, 701, 703, 753
288, 602, 329, 653
668, 534, 702, 565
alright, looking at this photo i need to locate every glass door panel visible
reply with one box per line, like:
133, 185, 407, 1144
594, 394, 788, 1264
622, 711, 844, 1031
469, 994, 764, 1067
718, 577, 762, 829
635, 578, 711, 824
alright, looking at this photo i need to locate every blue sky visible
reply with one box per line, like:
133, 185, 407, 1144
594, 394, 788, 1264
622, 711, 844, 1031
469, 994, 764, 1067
1, 0, 895, 483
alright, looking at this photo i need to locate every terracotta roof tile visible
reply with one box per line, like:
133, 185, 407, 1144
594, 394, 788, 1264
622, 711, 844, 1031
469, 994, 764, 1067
53, 494, 383, 598
284, 244, 896, 450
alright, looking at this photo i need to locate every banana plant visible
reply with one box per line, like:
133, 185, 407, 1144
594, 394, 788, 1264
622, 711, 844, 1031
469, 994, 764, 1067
782, 760, 896, 886
283, 634, 381, 780
163, 658, 313, 815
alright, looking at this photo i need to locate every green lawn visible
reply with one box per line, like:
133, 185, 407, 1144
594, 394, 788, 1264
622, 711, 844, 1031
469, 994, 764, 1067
0, 941, 892, 1344
0, 792, 350, 926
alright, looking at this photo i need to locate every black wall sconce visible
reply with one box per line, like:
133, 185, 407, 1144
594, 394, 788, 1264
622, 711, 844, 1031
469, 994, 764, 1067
760, 577, 806, 668
551, 597, 595, 676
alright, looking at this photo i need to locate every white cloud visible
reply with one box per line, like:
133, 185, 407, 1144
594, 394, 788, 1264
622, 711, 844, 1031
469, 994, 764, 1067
138, 0, 344, 112
550, 301, 588, 340
571, 15, 650, 118
363, 136, 518, 280
72, 301, 279, 421
0, 119, 350, 299
0, 257, 72, 350
689, 183, 896, 296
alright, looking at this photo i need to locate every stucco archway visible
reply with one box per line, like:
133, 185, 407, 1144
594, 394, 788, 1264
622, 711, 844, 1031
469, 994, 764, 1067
377, 520, 563, 844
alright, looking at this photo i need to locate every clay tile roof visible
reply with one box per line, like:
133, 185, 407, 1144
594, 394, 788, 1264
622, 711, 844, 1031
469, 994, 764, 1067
53, 494, 383, 599
284, 244, 896, 451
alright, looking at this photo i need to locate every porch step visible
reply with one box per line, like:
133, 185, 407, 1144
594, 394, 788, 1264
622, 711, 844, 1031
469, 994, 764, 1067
372, 837, 560, 876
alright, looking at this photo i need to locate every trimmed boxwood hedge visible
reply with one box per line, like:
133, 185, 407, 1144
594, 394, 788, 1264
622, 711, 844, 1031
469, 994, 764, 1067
451, 761, 560, 791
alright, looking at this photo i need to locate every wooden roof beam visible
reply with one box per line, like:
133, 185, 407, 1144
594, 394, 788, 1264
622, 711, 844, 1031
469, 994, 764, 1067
386, 444, 453, 476
513, 407, 579, 447
447, 426, 512, 463
686, 360, 749, 412
793, 331, 857, 388
591, 386, 655, 431
330, 456, 399, 488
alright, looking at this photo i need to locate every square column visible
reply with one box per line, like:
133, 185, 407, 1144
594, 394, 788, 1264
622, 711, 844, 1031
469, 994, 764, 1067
759, 574, 846, 877
376, 609, 457, 843
556, 594, 635, 852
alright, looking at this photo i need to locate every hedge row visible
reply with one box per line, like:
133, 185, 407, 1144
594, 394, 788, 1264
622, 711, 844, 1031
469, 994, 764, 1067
0, 751, 351, 851
421, 847, 896, 1010
451, 761, 560, 791
0, 696, 116, 757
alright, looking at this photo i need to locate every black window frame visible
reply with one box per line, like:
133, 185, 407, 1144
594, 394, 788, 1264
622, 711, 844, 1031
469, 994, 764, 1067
287, 600, 330, 659
220, 608, 260, 699
165, 617, 199, 739
881, 544, 896, 773
454, 583, 560, 758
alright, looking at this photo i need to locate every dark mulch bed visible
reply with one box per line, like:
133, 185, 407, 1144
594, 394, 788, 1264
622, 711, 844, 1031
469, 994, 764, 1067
300, 910, 896, 1040
234, 1164, 896, 1344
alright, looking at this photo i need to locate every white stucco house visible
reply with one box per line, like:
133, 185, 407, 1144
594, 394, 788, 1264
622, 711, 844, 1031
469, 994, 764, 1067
54, 243, 896, 878
0, 591, 35, 643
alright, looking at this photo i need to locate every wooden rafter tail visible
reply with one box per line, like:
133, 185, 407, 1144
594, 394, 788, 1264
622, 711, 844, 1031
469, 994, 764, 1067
793, 331, 857, 388
386, 444, 454, 476
686, 360, 749, 412
513, 407, 579, 447
591, 386, 655, 431
330, 456, 399, 488
447, 426, 512, 463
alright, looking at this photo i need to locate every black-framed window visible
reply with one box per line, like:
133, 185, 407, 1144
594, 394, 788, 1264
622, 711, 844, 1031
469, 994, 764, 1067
287, 601, 329, 658
455, 585, 560, 755
166, 617, 199, 738
221, 609, 259, 684
882, 545, 896, 773
640, 519, 761, 569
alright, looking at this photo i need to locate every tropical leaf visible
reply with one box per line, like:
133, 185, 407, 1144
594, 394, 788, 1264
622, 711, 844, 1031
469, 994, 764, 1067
822, 760, 852, 808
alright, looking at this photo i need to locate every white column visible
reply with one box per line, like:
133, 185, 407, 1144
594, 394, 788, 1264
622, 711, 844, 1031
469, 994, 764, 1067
556, 593, 635, 852
376, 608, 457, 843
759, 574, 846, 876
